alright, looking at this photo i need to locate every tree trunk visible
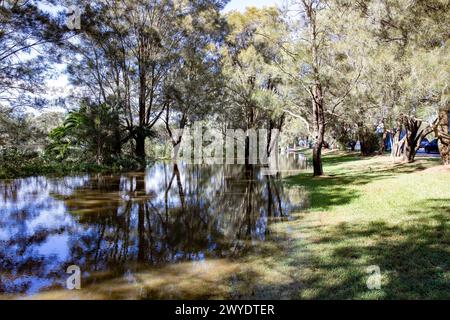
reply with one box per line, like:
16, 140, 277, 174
401, 113, 435, 163
391, 118, 404, 159
402, 115, 421, 163
136, 174, 146, 262
379, 125, 387, 155
312, 142, 323, 176
306, 1, 325, 177
437, 108, 450, 165
136, 37, 147, 162
358, 123, 368, 156
96, 142, 102, 165
135, 129, 146, 164
312, 91, 325, 176
403, 131, 418, 163
112, 113, 122, 156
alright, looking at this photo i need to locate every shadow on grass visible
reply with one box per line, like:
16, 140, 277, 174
312, 200, 448, 299
242, 199, 449, 299
248, 153, 449, 299
284, 157, 440, 212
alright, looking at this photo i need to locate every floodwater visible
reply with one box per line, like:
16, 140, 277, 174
0, 155, 309, 299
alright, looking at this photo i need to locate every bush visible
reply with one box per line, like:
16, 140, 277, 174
0, 148, 50, 178
0, 148, 144, 179
109, 155, 142, 171
359, 129, 380, 156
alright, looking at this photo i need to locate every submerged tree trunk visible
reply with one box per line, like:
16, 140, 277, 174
136, 175, 146, 262
135, 130, 146, 164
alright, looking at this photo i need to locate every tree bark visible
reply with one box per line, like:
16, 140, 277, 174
391, 118, 405, 160
112, 112, 122, 157
357, 123, 372, 156
401, 114, 436, 163
312, 97, 325, 176
437, 108, 450, 165
135, 130, 146, 163
379, 124, 387, 155
402, 116, 421, 163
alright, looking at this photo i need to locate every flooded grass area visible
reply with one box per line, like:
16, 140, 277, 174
0, 155, 309, 299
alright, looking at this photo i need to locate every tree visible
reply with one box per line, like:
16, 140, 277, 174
341, 0, 450, 163
281, 0, 361, 174
221, 7, 288, 161
436, 108, 449, 165
63, 0, 227, 164
0, 0, 64, 109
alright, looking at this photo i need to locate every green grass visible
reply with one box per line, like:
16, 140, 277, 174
273, 151, 450, 299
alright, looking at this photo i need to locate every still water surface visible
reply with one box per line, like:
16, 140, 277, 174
0, 155, 309, 298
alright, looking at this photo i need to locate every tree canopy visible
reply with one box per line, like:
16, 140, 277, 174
1, 0, 449, 171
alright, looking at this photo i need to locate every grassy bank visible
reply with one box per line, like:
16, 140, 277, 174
254, 151, 450, 299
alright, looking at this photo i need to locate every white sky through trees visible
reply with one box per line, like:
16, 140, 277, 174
224, 0, 280, 12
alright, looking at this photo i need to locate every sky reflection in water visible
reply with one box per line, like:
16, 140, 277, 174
0, 155, 309, 297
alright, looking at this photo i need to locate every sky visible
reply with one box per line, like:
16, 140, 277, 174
224, 0, 280, 12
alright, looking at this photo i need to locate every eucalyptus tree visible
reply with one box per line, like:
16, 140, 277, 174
162, 3, 227, 149
220, 7, 289, 160
0, 0, 65, 110
278, 0, 366, 174
317, 1, 403, 155
307, 0, 450, 163
63, 0, 228, 163
164, 46, 224, 148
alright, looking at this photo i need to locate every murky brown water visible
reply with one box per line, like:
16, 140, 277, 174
0, 155, 309, 299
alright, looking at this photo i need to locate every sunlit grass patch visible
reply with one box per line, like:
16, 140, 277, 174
278, 152, 450, 299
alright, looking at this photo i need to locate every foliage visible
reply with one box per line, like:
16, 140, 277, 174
0, 0, 65, 109
1, 0, 449, 175
47, 101, 122, 164
0, 146, 140, 179
220, 7, 289, 132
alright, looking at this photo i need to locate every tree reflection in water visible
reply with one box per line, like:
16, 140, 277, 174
0, 156, 308, 297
